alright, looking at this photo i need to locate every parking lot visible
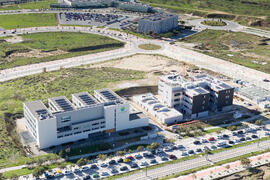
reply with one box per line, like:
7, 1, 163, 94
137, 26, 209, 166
19, 120, 270, 180
58, 12, 135, 29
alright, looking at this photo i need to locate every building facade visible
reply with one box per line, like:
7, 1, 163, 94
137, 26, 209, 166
138, 13, 178, 34
24, 89, 148, 149
158, 73, 234, 119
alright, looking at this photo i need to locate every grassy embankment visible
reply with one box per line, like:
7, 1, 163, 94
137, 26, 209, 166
0, 0, 57, 10
0, 32, 124, 69
182, 29, 270, 73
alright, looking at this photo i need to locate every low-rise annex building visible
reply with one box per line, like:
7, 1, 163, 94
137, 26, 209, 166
133, 93, 183, 125
23, 89, 148, 149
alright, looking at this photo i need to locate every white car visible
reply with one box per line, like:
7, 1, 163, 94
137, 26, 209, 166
64, 170, 72, 175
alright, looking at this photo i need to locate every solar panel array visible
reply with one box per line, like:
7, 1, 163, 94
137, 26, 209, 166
55, 98, 74, 111
78, 94, 97, 105
36, 109, 48, 115
100, 90, 119, 101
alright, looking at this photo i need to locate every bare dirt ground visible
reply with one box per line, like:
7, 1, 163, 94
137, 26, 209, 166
10, 49, 67, 58
89, 54, 185, 89
5, 35, 24, 43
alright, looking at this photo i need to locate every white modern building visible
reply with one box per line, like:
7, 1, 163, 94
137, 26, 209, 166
158, 73, 234, 119
133, 93, 183, 125
24, 89, 148, 149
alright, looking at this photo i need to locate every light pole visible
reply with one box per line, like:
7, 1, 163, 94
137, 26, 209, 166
145, 165, 148, 177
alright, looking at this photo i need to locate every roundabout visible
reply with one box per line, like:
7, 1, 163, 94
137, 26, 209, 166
188, 18, 243, 31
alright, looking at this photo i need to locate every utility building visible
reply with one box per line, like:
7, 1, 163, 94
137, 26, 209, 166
138, 13, 178, 34
24, 89, 148, 149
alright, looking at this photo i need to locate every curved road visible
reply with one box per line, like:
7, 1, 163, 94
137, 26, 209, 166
0, 25, 269, 91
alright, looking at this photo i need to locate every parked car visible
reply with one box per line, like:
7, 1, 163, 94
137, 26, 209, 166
117, 158, 123, 163
196, 148, 202, 152
140, 161, 148, 166
111, 169, 118, 174
90, 164, 98, 169
188, 150, 195, 154
193, 140, 201, 145
130, 163, 138, 168
109, 160, 117, 165
208, 137, 215, 141
135, 154, 143, 159
161, 157, 168, 161
252, 134, 258, 139
202, 139, 208, 143
150, 159, 157, 164
100, 163, 107, 168
169, 154, 177, 160
120, 166, 128, 171
83, 175, 91, 180
81, 166, 89, 171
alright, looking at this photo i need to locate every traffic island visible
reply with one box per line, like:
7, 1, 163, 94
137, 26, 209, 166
138, 43, 161, 50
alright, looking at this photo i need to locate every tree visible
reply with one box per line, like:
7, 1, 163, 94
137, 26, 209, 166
128, 149, 133, 153
97, 154, 107, 161
255, 120, 262, 126
116, 150, 125, 156
32, 166, 46, 178
137, 145, 144, 151
225, 164, 230, 169
169, 138, 176, 144
9, 173, 18, 180
240, 157, 251, 168
76, 158, 87, 167
59, 150, 66, 158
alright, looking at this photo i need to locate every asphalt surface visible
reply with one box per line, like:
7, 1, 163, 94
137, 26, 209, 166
118, 139, 270, 180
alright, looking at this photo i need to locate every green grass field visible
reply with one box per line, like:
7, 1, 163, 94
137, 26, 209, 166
0, 32, 124, 69
0, 13, 57, 29
142, 0, 270, 17
182, 29, 270, 73
0, 0, 57, 10
0, 66, 145, 168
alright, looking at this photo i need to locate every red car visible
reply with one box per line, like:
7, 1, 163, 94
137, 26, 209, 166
208, 137, 215, 141
126, 156, 134, 160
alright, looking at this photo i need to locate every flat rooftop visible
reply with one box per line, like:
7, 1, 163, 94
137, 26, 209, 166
160, 73, 189, 87
185, 86, 209, 97
48, 96, 75, 112
193, 74, 233, 92
141, 13, 177, 22
95, 88, 123, 103
72, 92, 98, 106
239, 85, 270, 101
24, 100, 53, 121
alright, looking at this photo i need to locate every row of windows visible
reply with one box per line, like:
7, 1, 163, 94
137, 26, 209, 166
57, 125, 106, 138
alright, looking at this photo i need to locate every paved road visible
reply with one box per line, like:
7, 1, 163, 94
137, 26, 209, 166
187, 18, 244, 31
0, 26, 269, 91
118, 139, 270, 180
